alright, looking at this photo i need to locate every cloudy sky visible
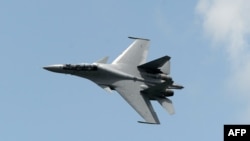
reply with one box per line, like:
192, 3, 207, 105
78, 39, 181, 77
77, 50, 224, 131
1, 0, 250, 141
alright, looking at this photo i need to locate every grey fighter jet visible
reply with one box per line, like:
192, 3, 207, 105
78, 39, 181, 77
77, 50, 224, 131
44, 37, 183, 124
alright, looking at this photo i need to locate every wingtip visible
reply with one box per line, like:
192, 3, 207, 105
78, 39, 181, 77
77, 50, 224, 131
128, 36, 150, 41
137, 121, 160, 125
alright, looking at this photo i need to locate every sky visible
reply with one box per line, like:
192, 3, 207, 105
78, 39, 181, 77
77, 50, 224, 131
1, 0, 250, 141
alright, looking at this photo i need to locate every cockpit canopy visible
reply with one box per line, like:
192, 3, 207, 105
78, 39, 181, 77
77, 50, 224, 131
62, 64, 98, 71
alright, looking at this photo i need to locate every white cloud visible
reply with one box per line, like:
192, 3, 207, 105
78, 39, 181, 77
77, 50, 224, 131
196, 0, 250, 122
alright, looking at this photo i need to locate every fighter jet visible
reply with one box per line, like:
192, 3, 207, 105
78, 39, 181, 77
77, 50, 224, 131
44, 37, 183, 124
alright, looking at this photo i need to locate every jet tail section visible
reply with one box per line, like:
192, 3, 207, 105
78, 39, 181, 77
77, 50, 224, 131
138, 55, 171, 74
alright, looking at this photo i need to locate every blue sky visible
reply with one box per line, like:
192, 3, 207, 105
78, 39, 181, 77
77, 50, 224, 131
1, 0, 250, 141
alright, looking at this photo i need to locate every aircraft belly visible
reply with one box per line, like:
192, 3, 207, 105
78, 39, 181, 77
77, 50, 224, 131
73, 69, 121, 86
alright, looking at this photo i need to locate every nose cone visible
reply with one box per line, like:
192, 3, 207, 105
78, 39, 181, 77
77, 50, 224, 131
43, 64, 64, 73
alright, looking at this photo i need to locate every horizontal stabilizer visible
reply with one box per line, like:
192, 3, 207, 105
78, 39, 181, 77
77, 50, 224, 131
138, 56, 170, 74
157, 98, 175, 115
96, 56, 109, 64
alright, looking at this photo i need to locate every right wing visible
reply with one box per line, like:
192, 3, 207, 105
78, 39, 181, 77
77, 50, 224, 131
113, 80, 160, 124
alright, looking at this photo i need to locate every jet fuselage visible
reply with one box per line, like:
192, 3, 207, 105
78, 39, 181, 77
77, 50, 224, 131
43, 63, 166, 89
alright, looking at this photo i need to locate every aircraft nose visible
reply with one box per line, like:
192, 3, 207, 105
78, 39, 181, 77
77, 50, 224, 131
43, 64, 64, 73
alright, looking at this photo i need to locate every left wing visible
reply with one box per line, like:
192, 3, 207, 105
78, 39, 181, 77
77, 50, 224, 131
113, 80, 160, 124
112, 37, 149, 66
